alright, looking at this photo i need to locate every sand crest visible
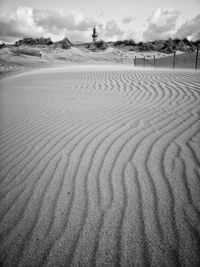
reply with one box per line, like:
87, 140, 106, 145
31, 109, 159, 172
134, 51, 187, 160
0, 65, 200, 266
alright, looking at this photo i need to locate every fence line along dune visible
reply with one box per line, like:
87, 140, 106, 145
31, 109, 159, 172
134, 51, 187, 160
0, 66, 200, 266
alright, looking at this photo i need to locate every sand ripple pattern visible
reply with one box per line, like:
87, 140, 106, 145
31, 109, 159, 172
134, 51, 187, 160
0, 68, 200, 266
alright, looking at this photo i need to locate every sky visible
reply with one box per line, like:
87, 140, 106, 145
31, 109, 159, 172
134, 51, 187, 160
0, 0, 200, 43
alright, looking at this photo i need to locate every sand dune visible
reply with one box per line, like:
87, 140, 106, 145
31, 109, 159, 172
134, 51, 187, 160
0, 46, 177, 77
0, 65, 200, 266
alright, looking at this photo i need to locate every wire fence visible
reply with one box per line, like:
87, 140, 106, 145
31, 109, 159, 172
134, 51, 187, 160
134, 49, 200, 70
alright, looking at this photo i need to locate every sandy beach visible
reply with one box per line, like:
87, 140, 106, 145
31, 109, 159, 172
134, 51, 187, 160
0, 65, 200, 266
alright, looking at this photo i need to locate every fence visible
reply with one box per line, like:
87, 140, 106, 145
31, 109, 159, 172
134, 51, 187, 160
134, 49, 200, 70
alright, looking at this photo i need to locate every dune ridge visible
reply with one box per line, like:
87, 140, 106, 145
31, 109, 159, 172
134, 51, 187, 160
0, 66, 200, 266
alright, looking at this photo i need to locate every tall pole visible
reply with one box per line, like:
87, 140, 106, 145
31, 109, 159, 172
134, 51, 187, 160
195, 48, 199, 71
173, 51, 176, 69
134, 56, 136, 67
143, 56, 145, 67
153, 55, 156, 68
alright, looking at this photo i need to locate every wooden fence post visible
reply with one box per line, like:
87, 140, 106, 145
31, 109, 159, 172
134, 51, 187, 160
173, 51, 176, 69
16, 42, 19, 56
195, 49, 199, 70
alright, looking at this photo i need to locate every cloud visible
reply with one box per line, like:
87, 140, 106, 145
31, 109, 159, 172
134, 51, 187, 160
0, 6, 102, 42
0, 7, 43, 38
33, 9, 102, 32
122, 16, 133, 24
175, 14, 200, 40
142, 8, 200, 42
142, 8, 180, 41
104, 20, 124, 38
0, 6, 199, 43
122, 29, 143, 42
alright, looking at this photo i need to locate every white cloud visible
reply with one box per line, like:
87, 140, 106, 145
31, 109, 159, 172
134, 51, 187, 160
122, 29, 143, 42
0, 6, 102, 42
142, 8, 180, 41
0, 7, 43, 38
175, 14, 200, 40
104, 20, 124, 38
142, 9, 200, 42
0, 6, 199, 43
33, 9, 102, 32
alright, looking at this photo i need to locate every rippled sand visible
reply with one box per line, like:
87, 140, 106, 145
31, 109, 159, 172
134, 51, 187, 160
0, 65, 200, 266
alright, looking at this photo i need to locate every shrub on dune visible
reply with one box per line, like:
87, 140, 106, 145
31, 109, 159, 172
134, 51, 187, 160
87, 40, 107, 51
16, 37, 53, 46
53, 37, 73, 49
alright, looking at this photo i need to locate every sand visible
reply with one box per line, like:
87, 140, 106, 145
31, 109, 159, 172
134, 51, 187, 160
0, 65, 200, 266
0, 46, 175, 77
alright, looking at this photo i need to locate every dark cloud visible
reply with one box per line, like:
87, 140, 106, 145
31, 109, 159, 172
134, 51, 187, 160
122, 16, 133, 24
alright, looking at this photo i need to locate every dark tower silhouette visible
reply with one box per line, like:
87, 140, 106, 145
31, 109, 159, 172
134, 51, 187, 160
92, 26, 98, 42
